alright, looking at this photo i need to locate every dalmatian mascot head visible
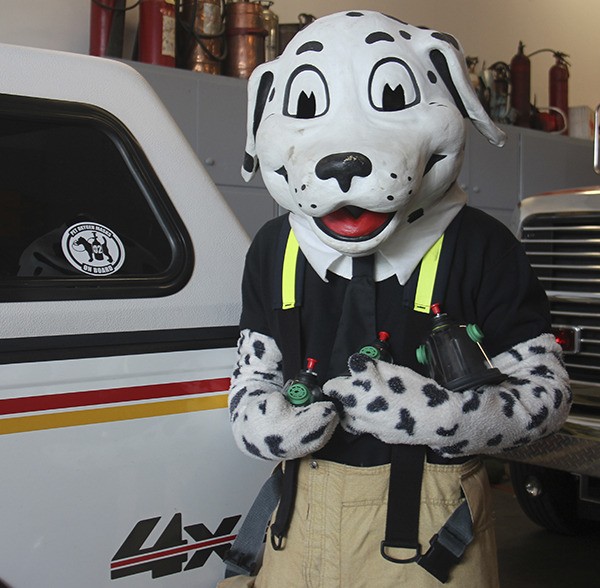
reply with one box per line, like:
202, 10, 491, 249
242, 10, 505, 257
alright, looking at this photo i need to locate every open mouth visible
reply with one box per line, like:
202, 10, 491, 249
315, 206, 395, 241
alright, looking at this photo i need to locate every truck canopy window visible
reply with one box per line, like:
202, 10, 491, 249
0, 93, 192, 301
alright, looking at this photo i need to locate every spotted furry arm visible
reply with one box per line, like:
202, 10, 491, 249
228, 329, 339, 461
323, 333, 571, 457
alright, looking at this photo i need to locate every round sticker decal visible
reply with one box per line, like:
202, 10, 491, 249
61, 222, 125, 276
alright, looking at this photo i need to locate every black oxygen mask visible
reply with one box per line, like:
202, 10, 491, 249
416, 303, 506, 392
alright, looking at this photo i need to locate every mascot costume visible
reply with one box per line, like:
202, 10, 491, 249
221, 10, 571, 588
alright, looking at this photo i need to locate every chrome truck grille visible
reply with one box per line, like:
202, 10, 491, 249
521, 213, 600, 388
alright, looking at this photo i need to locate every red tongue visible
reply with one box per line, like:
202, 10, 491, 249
320, 208, 391, 238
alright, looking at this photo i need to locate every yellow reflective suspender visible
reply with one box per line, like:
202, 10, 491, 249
413, 234, 445, 313
281, 229, 301, 310
281, 229, 444, 313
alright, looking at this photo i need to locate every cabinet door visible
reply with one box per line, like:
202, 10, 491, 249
464, 124, 520, 215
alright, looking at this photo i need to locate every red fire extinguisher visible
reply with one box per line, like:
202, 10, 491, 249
138, 0, 176, 66
509, 41, 531, 127
528, 48, 570, 135
549, 51, 570, 135
89, 0, 127, 57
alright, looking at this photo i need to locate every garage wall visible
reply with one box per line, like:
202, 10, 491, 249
0, 0, 597, 110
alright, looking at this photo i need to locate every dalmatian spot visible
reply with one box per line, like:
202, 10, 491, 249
253, 339, 266, 359
436, 424, 459, 437
486, 434, 503, 447
388, 376, 406, 394
322, 406, 336, 417
439, 440, 469, 455
366, 32, 395, 44
242, 436, 264, 458
296, 41, 323, 55
427, 71, 437, 83
512, 436, 531, 447
229, 387, 248, 416
507, 376, 530, 387
255, 370, 277, 381
395, 408, 416, 435
301, 424, 330, 444
367, 396, 389, 412
349, 353, 372, 373
531, 365, 553, 379
258, 399, 267, 414
422, 383, 449, 407
499, 391, 516, 418
249, 388, 268, 398
553, 388, 564, 409
331, 391, 357, 409
352, 378, 372, 392
462, 391, 481, 413
232, 366, 241, 379
423, 153, 447, 175
407, 208, 424, 223
532, 385, 547, 398
244, 354, 251, 365
431, 32, 460, 51
399, 30, 412, 40
529, 345, 547, 355
346, 11, 364, 17
527, 406, 549, 430
508, 349, 523, 362
275, 166, 288, 183
265, 435, 285, 457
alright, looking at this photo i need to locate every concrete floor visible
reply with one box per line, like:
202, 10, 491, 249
493, 480, 600, 587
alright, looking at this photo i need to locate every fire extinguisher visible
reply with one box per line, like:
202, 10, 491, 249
549, 51, 570, 135
89, 0, 129, 57
509, 41, 531, 127
138, 0, 176, 66
529, 48, 570, 135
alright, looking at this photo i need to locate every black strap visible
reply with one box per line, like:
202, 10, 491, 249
418, 500, 474, 583
381, 444, 426, 563
269, 458, 300, 550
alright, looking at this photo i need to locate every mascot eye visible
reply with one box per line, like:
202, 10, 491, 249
368, 58, 420, 111
284, 66, 329, 119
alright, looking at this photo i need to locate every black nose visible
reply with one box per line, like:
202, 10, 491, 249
315, 152, 373, 193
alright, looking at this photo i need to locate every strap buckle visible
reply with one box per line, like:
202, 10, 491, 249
270, 530, 285, 551
380, 540, 422, 564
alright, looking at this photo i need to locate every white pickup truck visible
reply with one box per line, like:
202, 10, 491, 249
0, 43, 271, 587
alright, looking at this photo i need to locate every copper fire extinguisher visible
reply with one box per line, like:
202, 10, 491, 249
177, 0, 226, 74
509, 41, 531, 127
223, 0, 267, 79
89, 0, 128, 57
138, 0, 176, 66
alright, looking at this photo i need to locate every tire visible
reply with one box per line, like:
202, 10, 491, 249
509, 461, 585, 535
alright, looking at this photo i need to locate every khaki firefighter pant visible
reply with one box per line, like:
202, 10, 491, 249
219, 456, 500, 588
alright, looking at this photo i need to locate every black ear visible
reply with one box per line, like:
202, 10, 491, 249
242, 70, 274, 180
